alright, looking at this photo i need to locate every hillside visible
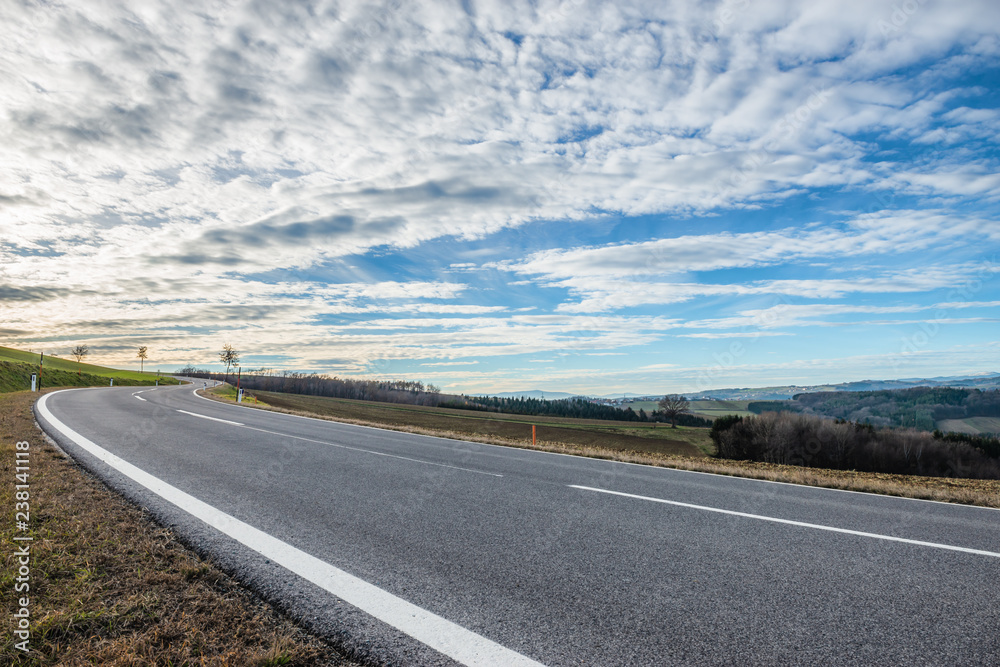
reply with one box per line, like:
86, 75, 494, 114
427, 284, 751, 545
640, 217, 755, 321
0, 346, 178, 392
747, 386, 1000, 434
689, 373, 1000, 400
622, 399, 754, 419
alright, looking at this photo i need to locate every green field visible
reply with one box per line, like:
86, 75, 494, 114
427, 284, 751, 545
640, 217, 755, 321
211, 388, 715, 457
623, 399, 754, 418
0, 346, 179, 392
937, 417, 1000, 435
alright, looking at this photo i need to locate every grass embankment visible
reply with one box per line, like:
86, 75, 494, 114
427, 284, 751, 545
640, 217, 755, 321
0, 346, 179, 393
0, 361, 176, 394
206, 388, 1000, 508
0, 389, 359, 666
211, 384, 272, 408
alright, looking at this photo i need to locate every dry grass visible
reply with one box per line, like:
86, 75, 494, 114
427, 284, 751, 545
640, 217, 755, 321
205, 388, 1000, 509
0, 389, 362, 666
209, 388, 707, 458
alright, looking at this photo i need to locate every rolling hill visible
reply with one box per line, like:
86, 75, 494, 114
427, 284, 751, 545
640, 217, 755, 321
0, 346, 179, 392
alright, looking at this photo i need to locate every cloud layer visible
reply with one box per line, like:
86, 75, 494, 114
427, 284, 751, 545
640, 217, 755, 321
2, 0, 999, 392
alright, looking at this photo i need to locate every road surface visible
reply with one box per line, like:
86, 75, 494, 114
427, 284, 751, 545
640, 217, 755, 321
35, 383, 1000, 665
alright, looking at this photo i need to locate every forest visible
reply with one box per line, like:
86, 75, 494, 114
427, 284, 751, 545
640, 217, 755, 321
747, 387, 1000, 433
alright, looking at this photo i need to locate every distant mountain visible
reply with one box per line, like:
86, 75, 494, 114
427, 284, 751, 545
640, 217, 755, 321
597, 392, 654, 399
687, 373, 1000, 401
484, 390, 657, 401
481, 373, 1000, 403
484, 390, 581, 400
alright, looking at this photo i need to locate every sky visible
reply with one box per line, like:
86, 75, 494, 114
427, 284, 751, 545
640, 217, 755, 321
1, 0, 999, 396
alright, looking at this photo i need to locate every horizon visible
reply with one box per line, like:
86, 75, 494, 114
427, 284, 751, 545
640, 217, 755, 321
3, 1, 999, 395
14, 345, 999, 400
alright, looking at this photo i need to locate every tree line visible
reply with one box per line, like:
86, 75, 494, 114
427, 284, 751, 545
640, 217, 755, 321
454, 394, 712, 425
711, 412, 1000, 480
179, 364, 711, 426
178, 368, 445, 407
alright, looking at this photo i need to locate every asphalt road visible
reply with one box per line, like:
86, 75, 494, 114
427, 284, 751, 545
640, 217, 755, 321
35, 383, 1000, 666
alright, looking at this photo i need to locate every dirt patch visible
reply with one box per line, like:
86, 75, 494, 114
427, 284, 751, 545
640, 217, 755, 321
0, 389, 361, 666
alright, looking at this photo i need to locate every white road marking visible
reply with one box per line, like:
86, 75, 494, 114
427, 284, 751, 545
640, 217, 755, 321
176, 409, 243, 426
189, 386, 501, 477
36, 392, 544, 667
241, 424, 504, 478
571, 485, 1000, 559
134, 396, 147, 402
181, 385, 1000, 512
180, 384, 1000, 515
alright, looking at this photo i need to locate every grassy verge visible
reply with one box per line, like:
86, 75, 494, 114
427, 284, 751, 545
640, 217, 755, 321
205, 388, 1000, 509
212, 384, 273, 407
0, 389, 360, 666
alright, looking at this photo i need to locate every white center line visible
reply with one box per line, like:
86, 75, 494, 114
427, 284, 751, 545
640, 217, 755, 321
187, 388, 501, 477
240, 424, 503, 478
570, 485, 1000, 559
176, 409, 243, 426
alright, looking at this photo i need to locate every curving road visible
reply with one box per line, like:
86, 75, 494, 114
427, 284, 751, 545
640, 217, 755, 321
35, 383, 1000, 666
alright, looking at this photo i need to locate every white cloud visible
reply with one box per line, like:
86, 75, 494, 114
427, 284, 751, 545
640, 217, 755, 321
2, 0, 999, 386
500, 211, 996, 282
493, 215, 997, 312
677, 332, 794, 339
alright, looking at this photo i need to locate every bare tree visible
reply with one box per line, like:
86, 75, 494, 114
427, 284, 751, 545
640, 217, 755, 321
220, 343, 240, 382
658, 394, 690, 428
137, 345, 148, 373
72, 344, 89, 376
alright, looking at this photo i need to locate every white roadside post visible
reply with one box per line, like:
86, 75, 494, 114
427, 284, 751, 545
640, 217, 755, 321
30, 374, 36, 392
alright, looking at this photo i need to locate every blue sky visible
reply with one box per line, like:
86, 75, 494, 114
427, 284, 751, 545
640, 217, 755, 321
1, 0, 999, 395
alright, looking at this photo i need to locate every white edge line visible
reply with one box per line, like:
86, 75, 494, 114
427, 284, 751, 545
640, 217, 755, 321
571, 485, 1000, 559
176, 409, 243, 426
36, 391, 544, 667
239, 424, 503, 478
184, 385, 1000, 514
189, 387, 502, 477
